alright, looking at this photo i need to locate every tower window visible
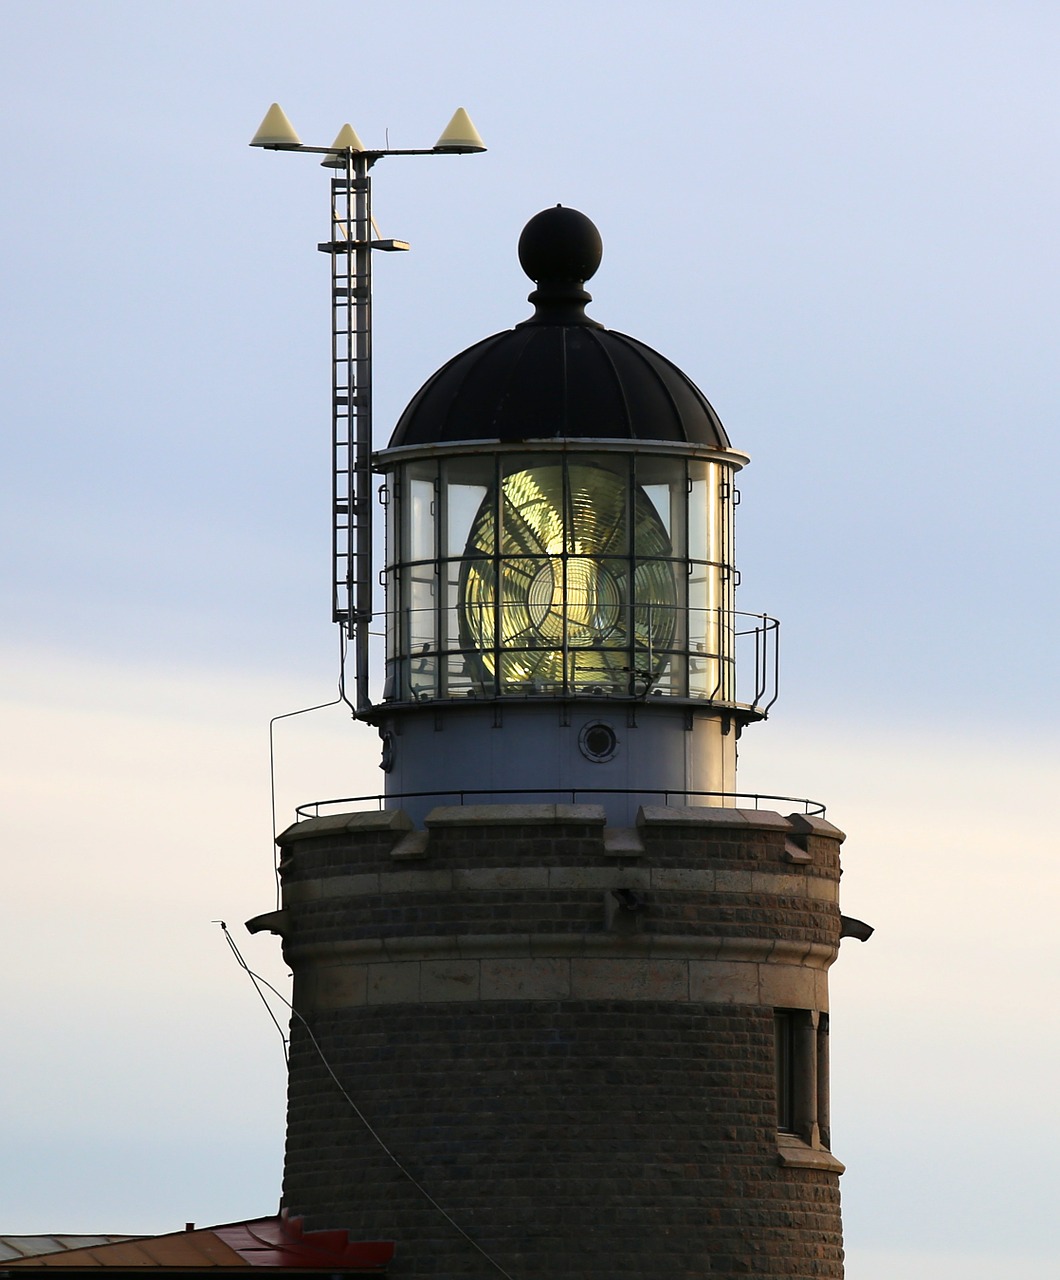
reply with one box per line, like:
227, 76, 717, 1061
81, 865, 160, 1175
774, 1009, 830, 1149
774, 1009, 799, 1134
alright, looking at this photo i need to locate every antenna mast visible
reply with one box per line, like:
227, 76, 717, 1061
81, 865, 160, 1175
250, 104, 486, 715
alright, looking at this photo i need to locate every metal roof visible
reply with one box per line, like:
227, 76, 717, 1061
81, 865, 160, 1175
387, 206, 731, 450
0, 1215, 392, 1273
388, 324, 731, 449
0, 1241, 137, 1265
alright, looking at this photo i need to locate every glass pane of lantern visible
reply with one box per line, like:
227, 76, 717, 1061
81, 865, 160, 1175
706, 461, 723, 566
444, 455, 493, 557
443, 571, 463, 661
568, 461, 629, 555
635, 454, 683, 551
406, 566, 437, 699
689, 563, 726, 699
499, 458, 565, 557
410, 477, 435, 562
688, 461, 709, 564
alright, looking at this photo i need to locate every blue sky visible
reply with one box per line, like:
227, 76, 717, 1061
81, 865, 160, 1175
2, 4, 1058, 1277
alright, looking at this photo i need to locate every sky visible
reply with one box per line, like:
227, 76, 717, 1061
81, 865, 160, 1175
1, 2, 1058, 1276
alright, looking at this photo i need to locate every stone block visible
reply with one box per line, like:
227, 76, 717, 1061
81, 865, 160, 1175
316, 872, 381, 899
553, 803, 607, 826
650, 867, 716, 891
758, 964, 819, 1009
548, 866, 649, 890
453, 866, 549, 891
481, 957, 571, 1000
276, 813, 359, 844
389, 830, 430, 860
425, 803, 605, 828
787, 813, 846, 843
814, 969, 831, 1011
384, 868, 454, 894
280, 881, 320, 905
688, 960, 759, 1004
637, 805, 790, 833
366, 962, 420, 1005
571, 957, 688, 1001
343, 808, 414, 834
310, 962, 367, 1010
751, 871, 805, 897
603, 826, 645, 856
733, 808, 791, 831
777, 1133, 846, 1173
277, 808, 414, 847
638, 804, 751, 829
783, 839, 813, 865
420, 959, 481, 1001
804, 875, 839, 903
714, 870, 754, 893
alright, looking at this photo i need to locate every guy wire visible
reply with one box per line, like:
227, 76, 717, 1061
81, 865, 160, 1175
217, 924, 516, 1280
217, 921, 289, 1064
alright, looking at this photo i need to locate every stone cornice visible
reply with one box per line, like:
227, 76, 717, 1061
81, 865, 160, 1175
280, 863, 839, 904
287, 932, 837, 967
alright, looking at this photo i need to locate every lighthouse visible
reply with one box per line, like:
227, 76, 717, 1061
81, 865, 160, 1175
251, 188, 852, 1278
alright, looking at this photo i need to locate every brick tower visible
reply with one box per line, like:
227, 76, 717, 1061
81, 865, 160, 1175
250, 206, 853, 1278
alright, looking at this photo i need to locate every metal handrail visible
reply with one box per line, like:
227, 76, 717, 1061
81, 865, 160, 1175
383, 607, 780, 713
295, 786, 824, 821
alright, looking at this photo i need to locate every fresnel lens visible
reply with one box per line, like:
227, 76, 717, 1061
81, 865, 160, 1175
459, 463, 676, 694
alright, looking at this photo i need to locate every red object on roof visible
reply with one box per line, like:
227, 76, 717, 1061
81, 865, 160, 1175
213, 1212, 394, 1270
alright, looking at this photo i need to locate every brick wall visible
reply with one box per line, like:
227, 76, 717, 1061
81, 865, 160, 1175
270, 805, 846, 1279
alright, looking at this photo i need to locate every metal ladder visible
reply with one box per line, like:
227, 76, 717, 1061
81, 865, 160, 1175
319, 154, 373, 710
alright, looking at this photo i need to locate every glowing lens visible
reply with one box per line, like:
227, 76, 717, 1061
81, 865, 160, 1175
460, 463, 676, 691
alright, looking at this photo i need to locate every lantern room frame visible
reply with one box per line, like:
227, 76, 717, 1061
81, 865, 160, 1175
377, 440, 778, 718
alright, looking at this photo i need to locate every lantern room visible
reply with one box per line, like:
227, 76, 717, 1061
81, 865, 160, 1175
369, 207, 776, 824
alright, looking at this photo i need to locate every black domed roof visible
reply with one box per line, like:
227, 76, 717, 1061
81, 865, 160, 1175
388, 207, 730, 450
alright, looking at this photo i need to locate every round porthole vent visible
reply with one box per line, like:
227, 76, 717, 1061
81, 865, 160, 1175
579, 721, 618, 763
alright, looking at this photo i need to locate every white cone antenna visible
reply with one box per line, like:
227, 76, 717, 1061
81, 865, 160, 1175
434, 107, 486, 153
250, 103, 302, 149
322, 123, 367, 167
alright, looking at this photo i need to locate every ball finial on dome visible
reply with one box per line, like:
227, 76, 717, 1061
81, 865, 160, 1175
517, 206, 603, 326
518, 206, 603, 285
